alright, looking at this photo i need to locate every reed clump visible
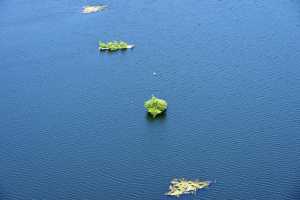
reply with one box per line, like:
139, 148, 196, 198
165, 178, 211, 197
144, 96, 168, 118
98, 41, 134, 51
82, 5, 107, 14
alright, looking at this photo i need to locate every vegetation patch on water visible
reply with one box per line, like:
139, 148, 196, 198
165, 178, 211, 197
82, 5, 107, 14
144, 96, 167, 118
99, 41, 134, 51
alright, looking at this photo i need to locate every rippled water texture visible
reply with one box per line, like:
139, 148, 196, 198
0, 0, 300, 199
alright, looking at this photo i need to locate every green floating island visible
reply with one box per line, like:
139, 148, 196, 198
144, 96, 168, 118
82, 5, 107, 14
165, 178, 211, 197
99, 41, 135, 51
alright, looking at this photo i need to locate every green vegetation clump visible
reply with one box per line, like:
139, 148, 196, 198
144, 96, 168, 118
99, 41, 134, 51
82, 5, 107, 14
165, 178, 211, 197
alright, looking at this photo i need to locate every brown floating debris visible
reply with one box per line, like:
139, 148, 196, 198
82, 5, 107, 14
165, 178, 211, 197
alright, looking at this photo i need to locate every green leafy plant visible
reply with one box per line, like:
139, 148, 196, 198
144, 96, 168, 118
98, 41, 134, 51
165, 178, 211, 197
82, 5, 107, 14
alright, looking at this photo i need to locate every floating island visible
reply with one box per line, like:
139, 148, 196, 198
165, 178, 211, 197
82, 5, 107, 14
144, 96, 168, 118
99, 41, 135, 51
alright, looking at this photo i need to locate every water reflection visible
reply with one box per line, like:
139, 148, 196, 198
0, 185, 7, 200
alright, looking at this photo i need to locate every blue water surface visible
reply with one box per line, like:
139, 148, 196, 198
0, 0, 300, 199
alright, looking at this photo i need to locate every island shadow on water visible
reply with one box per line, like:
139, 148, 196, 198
145, 111, 167, 122
98, 49, 135, 58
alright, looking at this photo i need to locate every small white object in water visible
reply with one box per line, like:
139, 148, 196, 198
82, 5, 107, 14
153, 72, 157, 76
127, 44, 135, 49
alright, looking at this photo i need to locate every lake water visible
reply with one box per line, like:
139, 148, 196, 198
1, 0, 300, 199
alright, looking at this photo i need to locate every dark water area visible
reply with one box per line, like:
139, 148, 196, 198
1, 0, 300, 199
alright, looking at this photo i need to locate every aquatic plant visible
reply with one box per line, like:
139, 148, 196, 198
82, 5, 107, 14
98, 41, 134, 51
165, 178, 211, 197
144, 96, 167, 118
